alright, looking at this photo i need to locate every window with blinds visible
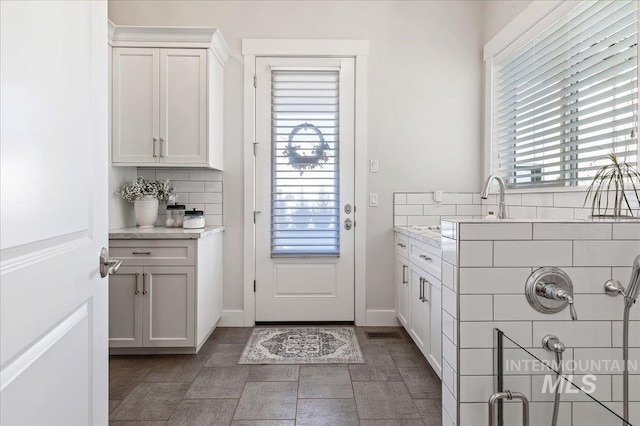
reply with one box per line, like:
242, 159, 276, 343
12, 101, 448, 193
493, 0, 638, 189
271, 69, 340, 256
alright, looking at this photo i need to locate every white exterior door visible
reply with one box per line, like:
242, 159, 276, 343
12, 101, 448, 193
1, 1, 109, 424
254, 57, 356, 322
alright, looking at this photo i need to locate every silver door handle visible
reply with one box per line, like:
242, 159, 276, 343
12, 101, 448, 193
422, 279, 429, 303
402, 265, 408, 284
397, 243, 406, 248
344, 218, 353, 230
132, 251, 152, 255
100, 247, 122, 278
142, 273, 149, 295
153, 138, 158, 157
419, 277, 424, 301
419, 254, 432, 261
135, 272, 141, 295
159, 138, 165, 157
489, 390, 529, 426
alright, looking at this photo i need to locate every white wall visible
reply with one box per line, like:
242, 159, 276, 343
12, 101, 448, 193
482, 0, 533, 44
109, 166, 136, 230
108, 0, 485, 317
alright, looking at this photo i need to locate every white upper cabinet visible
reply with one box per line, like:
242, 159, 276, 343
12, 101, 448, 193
109, 24, 230, 169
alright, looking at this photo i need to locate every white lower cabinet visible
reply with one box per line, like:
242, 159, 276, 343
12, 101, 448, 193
108, 232, 222, 354
394, 232, 443, 378
395, 255, 410, 327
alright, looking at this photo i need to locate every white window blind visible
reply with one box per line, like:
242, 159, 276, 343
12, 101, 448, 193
493, 0, 638, 188
271, 69, 340, 256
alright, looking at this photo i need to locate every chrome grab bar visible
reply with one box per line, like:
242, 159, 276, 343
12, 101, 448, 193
488, 390, 529, 426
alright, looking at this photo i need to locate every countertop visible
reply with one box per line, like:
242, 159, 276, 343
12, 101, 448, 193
394, 226, 442, 248
109, 226, 225, 240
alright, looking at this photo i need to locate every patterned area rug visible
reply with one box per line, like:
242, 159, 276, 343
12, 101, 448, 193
238, 327, 364, 364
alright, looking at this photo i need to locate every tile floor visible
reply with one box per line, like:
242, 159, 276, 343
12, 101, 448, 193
109, 327, 442, 425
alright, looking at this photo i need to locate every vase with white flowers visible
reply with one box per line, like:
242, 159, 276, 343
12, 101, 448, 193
117, 177, 173, 228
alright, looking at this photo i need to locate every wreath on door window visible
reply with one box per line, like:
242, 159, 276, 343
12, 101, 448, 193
282, 123, 331, 175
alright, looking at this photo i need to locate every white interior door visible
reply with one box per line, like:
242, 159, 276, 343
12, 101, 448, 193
255, 57, 355, 322
0, 1, 109, 424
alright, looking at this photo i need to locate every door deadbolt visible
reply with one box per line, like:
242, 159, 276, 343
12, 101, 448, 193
344, 204, 352, 214
344, 218, 353, 230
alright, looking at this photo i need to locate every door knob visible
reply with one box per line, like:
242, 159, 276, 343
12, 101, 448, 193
100, 247, 123, 278
344, 218, 353, 230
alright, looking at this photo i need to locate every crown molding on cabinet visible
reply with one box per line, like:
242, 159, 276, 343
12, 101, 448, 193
108, 21, 231, 65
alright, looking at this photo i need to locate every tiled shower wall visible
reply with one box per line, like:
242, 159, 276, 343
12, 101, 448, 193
441, 221, 640, 426
137, 168, 223, 227
394, 191, 640, 226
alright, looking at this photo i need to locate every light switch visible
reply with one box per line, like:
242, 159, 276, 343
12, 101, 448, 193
369, 193, 379, 207
434, 190, 444, 204
370, 159, 379, 173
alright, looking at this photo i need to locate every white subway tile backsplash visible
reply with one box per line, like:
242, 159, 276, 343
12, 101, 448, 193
459, 295, 493, 321
137, 167, 223, 227
506, 205, 538, 219
536, 207, 575, 220
394, 193, 407, 205
612, 321, 640, 347
441, 261, 455, 291
204, 181, 223, 192
459, 267, 532, 294
460, 223, 532, 241
190, 192, 223, 204
459, 403, 486, 426
613, 223, 640, 240
407, 215, 440, 226
505, 193, 523, 206
532, 321, 612, 348
395, 204, 423, 216
563, 267, 613, 294
572, 294, 622, 321
171, 180, 205, 193
572, 401, 625, 425
444, 193, 473, 205
459, 241, 493, 267
612, 375, 640, 401
442, 238, 458, 266
531, 374, 611, 402
533, 223, 612, 240
455, 204, 482, 216
442, 387, 457, 424
406, 193, 432, 205
494, 240, 572, 267
574, 240, 640, 266
154, 169, 190, 181
424, 204, 456, 216
442, 359, 456, 394
573, 348, 623, 374
553, 191, 587, 208
522, 193, 554, 207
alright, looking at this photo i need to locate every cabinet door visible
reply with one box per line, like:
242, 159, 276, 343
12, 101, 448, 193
142, 266, 195, 347
428, 278, 442, 377
109, 266, 143, 347
159, 49, 207, 165
409, 267, 430, 355
395, 255, 410, 328
112, 48, 159, 164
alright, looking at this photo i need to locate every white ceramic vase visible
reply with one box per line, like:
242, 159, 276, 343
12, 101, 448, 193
134, 196, 159, 228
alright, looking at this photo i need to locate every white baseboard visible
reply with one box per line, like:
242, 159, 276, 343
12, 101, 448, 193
218, 309, 245, 327
365, 309, 400, 326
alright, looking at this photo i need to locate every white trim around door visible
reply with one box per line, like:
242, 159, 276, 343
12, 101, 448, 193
242, 39, 369, 326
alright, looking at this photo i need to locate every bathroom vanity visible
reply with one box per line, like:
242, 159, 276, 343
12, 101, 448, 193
108, 226, 224, 354
394, 226, 443, 378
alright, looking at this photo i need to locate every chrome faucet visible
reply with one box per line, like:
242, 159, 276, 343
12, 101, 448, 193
536, 282, 578, 321
480, 174, 507, 219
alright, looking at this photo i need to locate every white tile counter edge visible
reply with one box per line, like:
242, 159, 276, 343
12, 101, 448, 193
109, 226, 225, 239
394, 226, 442, 249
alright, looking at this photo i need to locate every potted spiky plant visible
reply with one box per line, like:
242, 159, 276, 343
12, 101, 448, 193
584, 152, 640, 218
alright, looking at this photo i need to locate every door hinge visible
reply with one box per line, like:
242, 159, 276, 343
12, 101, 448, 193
253, 280, 256, 292
253, 141, 259, 156
253, 210, 261, 223
253, 75, 257, 88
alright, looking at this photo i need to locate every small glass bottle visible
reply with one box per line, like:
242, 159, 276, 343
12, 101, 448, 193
165, 204, 185, 228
